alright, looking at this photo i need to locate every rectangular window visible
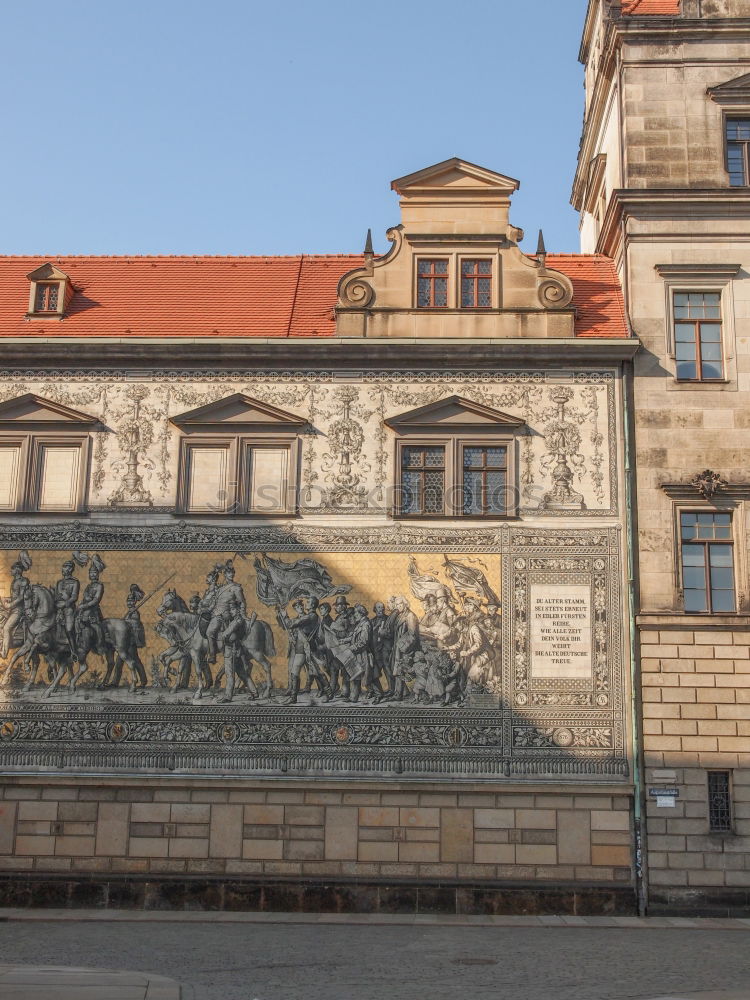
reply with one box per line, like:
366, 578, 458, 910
247, 446, 289, 513
708, 771, 732, 833
461, 260, 492, 308
680, 512, 735, 613
0, 445, 21, 510
36, 445, 81, 511
462, 445, 507, 514
727, 118, 750, 187
673, 292, 723, 380
400, 445, 445, 515
34, 283, 59, 312
417, 259, 448, 308
186, 446, 230, 513
179, 437, 297, 515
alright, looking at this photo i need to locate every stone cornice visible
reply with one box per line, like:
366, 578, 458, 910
597, 188, 750, 257
0, 336, 640, 368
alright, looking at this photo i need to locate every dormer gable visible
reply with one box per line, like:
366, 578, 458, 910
170, 393, 307, 432
708, 72, 750, 106
26, 263, 74, 319
336, 158, 575, 341
391, 158, 521, 236
0, 393, 99, 428
385, 395, 525, 433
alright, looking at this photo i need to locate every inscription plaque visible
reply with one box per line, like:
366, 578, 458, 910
530, 585, 592, 680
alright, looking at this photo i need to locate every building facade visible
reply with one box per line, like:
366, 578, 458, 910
0, 160, 640, 913
574, 0, 750, 913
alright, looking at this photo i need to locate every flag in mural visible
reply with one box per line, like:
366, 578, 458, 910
442, 555, 500, 607
253, 554, 351, 608
407, 557, 452, 602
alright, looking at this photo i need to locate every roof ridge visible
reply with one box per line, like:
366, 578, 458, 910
0, 253, 365, 261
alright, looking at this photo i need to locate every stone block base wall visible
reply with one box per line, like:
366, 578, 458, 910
0, 777, 634, 912
641, 626, 750, 905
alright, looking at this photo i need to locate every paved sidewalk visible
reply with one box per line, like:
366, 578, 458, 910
1, 911, 749, 1000
0, 963, 183, 999
2, 907, 750, 929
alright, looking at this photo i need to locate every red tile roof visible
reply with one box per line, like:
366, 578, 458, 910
547, 254, 629, 338
622, 0, 680, 14
0, 252, 629, 340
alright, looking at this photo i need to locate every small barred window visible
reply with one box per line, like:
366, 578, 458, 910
708, 771, 732, 833
417, 259, 448, 308
461, 260, 492, 308
34, 283, 60, 312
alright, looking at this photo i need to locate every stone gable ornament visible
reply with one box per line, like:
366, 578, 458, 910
691, 469, 727, 500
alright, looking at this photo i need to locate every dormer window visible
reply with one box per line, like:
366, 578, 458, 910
26, 263, 72, 319
460, 260, 492, 308
417, 259, 448, 308
34, 283, 60, 313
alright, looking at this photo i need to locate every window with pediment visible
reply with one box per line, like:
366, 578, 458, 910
171, 394, 305, 516
385, 396, 524, 518
0, 395, 96, 513
26, 263, 72, 318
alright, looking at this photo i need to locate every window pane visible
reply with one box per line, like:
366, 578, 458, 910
675, 323, 696, 342
423, 470, 444, 513
461, 279, 474, 308
249, 447, 288, 513
682, 546, 705, 566
727, 119, 750, 140
403, 448, 423, 469
434, 278, 447, 307
401, 470, 420, 514
463, 470, 482, 514
676, 360, 697, 379
37, 445, 80, 511
681, 513, 698, 539
682, 566, 707, 589
0, 446, 21, 510
701, 361, 723, 380
424, 446, 444, 468
486, 470, 506, 513
463, 447, 483, 468
434, 260, 448, 275
709, 544, 734, 568
478, 261, 492, 275
684, 588, 708, 613
417, 278, 431, 308
700, 323, 722, 342
712, 589, 736, 612
676, 342, 696, 361
700, 343, 722, 362
486, 447, 506, 467
187, 447, 228, 512
477, 278, 491, 307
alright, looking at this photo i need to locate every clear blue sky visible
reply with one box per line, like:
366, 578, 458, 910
0, 0, 589, 256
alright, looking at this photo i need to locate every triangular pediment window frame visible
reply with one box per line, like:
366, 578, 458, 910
385, 395, 525, 433
0, 393, 99, 429
171, 393, 307, 432
708, 73, 750, 105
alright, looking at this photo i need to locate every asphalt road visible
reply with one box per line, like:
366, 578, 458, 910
0, 920, 748, 1000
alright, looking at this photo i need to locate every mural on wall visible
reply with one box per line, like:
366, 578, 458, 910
0, 548, 502, 707
0, 524, 627, 779
0, 370, 617, 515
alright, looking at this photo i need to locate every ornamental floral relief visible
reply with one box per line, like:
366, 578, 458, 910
0, 371, 617, 515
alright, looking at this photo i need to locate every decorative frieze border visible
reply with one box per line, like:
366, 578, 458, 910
0, 526, 628, 780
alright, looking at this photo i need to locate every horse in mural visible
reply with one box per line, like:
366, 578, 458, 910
0, 584, 147, 696
156, 589, 276, 699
